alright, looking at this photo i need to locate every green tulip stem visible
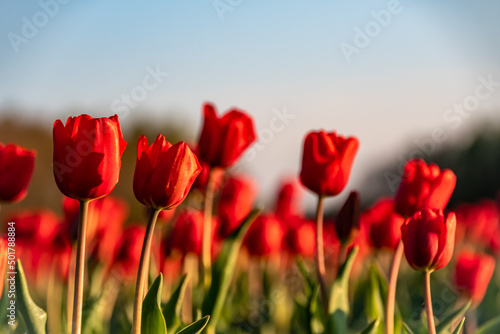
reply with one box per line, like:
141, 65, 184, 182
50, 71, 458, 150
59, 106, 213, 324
386, 239, 404, 334
71, 199, 90, 334
131, 208, 161, 334
315, 194, 328, 314
424, 270, 437, 334
202, 167, 216, 292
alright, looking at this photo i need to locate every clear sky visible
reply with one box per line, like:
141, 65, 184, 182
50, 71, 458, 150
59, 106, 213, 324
1, 1, 500, 209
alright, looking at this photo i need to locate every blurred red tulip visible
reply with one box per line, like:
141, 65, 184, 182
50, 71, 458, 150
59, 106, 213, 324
300, 130, 359, 196
167, 210, 219, 257
8, 209, 60, 247
53, 114, 126, 200
454, 200, 499, 247
335, 191, 361, 244
197, 102, 256, 168
361, 198, 405, 250
401, 209, 456, 272
274, 179, 303, 219
133, 135, 201, 210
395, 160, 456, 218
0, 142, 36, 203
454, 251, 495, 304
284, 217, 316, 258
245, 214, 283, 257
114, 225, 147, 279
217, 175, 256, 238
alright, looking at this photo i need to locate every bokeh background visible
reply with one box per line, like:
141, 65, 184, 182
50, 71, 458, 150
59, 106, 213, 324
1, 0, 500, 219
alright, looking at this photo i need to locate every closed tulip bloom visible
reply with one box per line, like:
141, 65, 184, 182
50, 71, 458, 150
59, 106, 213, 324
217, 175, 256, 237
335, 191, 361, 244
133, 135, 202, 210
395, 160, 456, 217
197, 102, 256, 168
300, 131, 359, 196
245, 214, 284, 257
401, 209, 456, 272
454, 200, 499, 246
362, 198, 405, 250
53, 114, 127, 200
0, 142, 35, 203
454, 251, 495, 304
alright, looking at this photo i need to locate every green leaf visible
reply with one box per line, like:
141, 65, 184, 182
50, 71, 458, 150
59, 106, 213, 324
476, 315, 500, 334
142, 274, 167, 334
201, 209, 260, 332
436, 301, 470, 334
360, 318, 380, 334
365, 266, 385, 334
15, 260, 47, 334
326, 246, 358, 334
451, 318, 465, 334
296, 257, 315, 292
176, 315, 210, 334
162, 274, 188, 333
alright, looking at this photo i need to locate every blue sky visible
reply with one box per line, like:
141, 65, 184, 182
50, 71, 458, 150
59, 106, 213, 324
1, 1, 500, 208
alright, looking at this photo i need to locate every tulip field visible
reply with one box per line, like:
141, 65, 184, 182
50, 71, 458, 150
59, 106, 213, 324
1, 102, 500, 334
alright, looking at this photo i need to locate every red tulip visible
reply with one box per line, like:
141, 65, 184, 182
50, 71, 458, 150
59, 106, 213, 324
62, 195, 128, 244
335, 191, 361, 244
53, 114, 126, 200
454, 251, 495, 304
274, 179, 303, 219
284, 217, 316, 258
454, 200, 499, 247
395, 160, 456, 217
0, 142, 35, 203
244, 214, 283, 257
197, 102, 256, 168
401, 209, 456, 272
8, 209, 60, 247
167, 210, 219, 257
217, 175, 256, 238
0, 238, 7, 296
133, 135, 201, 210
361, 198, 405, 250
114, 225, 146, 279
300, 131, 359, 196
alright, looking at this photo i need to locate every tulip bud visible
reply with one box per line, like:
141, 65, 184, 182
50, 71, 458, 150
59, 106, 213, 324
197, 102, 256, 168
395, 160, 456, 217
401, 209, 456, 272
52, 114, 126, 200
0, 142, 35, 203
335, 191, 361, 244
133, 135, 201, 210
275, 179, 303, 219
453, 251, 495, 305
114, 225, 146, 279
300, 130, 359, 196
